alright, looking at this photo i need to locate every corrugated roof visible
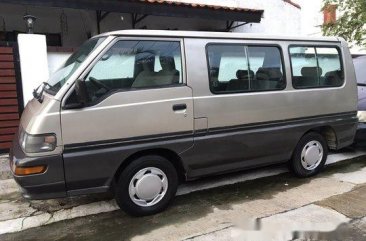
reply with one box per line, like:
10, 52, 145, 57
138, 0, 263, 13
0, 0, 264, 23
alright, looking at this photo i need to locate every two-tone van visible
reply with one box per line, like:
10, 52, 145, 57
10, 30, 357, 216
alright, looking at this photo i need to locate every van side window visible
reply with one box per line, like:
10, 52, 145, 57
247, 46, 285, 91
207, 44, 285, 94
290, 46, 343, 88
84, 40, 183, 102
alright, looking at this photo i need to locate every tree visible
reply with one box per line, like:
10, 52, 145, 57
322, 0, 366, 48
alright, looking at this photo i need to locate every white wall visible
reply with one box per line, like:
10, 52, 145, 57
297, 0, 323, 37
18, 34, 49, 105
232, 0, 301, 35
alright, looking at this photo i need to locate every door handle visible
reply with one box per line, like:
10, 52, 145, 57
172, 103, 187, 111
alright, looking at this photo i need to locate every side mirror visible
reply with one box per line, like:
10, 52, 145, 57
74, 79, 89, 106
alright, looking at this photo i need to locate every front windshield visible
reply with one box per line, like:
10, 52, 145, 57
45, 37, 107, 95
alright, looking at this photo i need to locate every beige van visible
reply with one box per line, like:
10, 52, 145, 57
10, 30, 357, 216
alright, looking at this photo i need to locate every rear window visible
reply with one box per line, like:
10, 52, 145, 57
289, 46, 344, 88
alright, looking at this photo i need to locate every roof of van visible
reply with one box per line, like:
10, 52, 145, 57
97, 30, 341, 42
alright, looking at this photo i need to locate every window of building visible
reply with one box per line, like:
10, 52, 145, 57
84, 40, 183, 102
207, 44, 285, 93
290, 46, 343, 88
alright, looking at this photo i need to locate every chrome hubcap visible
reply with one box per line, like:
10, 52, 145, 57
301, 140, 324, 170
129, 167, 168, 207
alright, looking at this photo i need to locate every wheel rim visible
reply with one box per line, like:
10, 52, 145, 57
128, 167, 168, 207
300, 140, 324, 170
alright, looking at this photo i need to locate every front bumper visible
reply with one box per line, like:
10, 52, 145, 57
9, 132, 66, 200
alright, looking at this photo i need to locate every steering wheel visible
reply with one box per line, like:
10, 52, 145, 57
89, 77, 111, 91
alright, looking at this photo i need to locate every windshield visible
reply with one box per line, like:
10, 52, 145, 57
354, 56, 366, 85
45, 37, 107, 95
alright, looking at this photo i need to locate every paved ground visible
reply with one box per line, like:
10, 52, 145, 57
1, 148, 366, 240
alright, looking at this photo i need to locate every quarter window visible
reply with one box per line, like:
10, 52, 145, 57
207, 44, 285, 94
290, 46, 343, 88
85, 40, 183, 102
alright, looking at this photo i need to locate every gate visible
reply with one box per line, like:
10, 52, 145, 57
0, 42, 23, 153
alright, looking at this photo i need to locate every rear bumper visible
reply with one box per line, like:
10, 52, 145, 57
9, 132, 66, 200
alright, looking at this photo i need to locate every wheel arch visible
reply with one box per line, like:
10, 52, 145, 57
113, 148, 187, 184
304, 126, 338, 150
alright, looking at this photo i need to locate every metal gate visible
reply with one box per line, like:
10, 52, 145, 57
0, 42, 23, 153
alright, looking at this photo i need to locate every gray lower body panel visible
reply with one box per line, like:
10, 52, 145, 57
182, 112, 357, 178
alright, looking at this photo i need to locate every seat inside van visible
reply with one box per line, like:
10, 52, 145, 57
132, 55, 179, 88
254, 67, 283, 90
292, 67, 322, 87
155, 56, 180, 86
323, 70, 343, 86
226, 70, 253, 91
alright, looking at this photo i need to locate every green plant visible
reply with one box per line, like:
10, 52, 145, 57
322, 0, 366, 48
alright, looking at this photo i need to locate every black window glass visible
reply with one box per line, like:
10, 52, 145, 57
207, 44, 285, 94
248, 46, 285, 91
290, 46, 343, 88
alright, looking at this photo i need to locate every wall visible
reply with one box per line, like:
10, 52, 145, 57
232, 0, 301, 35
18, 34, 49, 105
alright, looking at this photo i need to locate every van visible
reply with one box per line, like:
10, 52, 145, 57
354, 56, 366, 142
10, 30, 357, 216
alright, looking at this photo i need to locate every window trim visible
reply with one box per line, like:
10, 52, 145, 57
205, 43, 287, 95
63, 37, 186, 108
288, 44, 345, 89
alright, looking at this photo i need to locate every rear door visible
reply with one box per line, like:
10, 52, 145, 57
60, 38, 193, 191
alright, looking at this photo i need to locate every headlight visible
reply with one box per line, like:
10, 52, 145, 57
19, 130, 57, 153
358, 111, 366, 123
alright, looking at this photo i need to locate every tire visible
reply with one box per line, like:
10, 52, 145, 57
114, 155, 178, 216
290, 132, 328, 177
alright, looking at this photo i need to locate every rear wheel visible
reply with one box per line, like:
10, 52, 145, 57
290, 132, 328, 177
114, 155, 178, 216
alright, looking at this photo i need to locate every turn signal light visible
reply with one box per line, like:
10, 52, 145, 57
14, 165, 47, 176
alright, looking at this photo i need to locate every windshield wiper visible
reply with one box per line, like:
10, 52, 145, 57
32, 82, 52, 103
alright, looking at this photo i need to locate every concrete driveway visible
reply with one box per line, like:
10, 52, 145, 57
1, 148, 366, 241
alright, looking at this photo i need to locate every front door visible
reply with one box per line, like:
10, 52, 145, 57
60, 38, 193, 191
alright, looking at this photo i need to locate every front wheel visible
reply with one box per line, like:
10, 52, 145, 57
290, 132, 328, 177
114, 155, 178, 216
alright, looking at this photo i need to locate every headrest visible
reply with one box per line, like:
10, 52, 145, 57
236, 70, 254, 79
257, 67, 283, 79
301, 67, 322, 77
160, 56, 176, 70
